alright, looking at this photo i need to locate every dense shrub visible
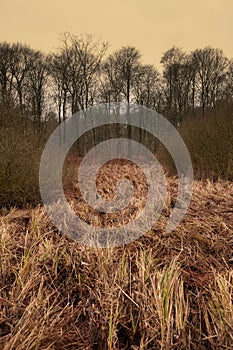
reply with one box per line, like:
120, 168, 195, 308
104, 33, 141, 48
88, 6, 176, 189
158, 106, 233, 180
0, 106, 56, 208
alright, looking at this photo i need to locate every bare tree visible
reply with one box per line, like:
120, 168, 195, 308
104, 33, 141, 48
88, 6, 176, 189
0, 42, 14, 106
102, 46, 141, 104
47, 51, 71, 123
225, 59, 233, 100
191, 47, 228, 115
48, 33, 108, 121
161, 47, 196, 124
161, 47, 185, 114
132, 64, 164, 111
27, 50, 48, 124
69, 33, 108, 110
9, 43, 36, 115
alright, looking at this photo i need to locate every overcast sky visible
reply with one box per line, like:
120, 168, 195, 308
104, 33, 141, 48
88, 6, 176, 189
1, 0, 232, 67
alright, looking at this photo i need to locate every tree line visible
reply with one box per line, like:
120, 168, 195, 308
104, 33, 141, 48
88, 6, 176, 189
0, 32, 232, 127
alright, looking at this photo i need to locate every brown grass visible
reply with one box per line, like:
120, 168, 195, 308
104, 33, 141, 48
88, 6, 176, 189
0, 160, 233, 349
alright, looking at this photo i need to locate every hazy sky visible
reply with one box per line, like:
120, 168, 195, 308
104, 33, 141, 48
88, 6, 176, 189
1, 0, 232, 67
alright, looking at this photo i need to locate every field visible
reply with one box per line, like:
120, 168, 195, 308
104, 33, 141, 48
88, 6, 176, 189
0, 160, 233, 349
1, 8, 233, 349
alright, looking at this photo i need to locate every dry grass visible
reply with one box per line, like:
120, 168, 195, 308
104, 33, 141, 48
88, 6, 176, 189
0, 160, 233, 349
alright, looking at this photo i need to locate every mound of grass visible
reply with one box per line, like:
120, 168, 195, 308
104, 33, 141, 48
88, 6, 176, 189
0, 167, 232, 349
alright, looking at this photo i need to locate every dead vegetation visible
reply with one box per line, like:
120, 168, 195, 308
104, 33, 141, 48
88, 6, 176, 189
0, 161, 233, 349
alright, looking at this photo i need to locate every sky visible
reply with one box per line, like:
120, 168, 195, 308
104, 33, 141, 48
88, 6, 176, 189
1, 0, 233, 68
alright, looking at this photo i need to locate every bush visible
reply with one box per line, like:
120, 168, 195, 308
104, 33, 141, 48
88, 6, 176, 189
158, 106, 233, 180
0, 106, 55, 208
